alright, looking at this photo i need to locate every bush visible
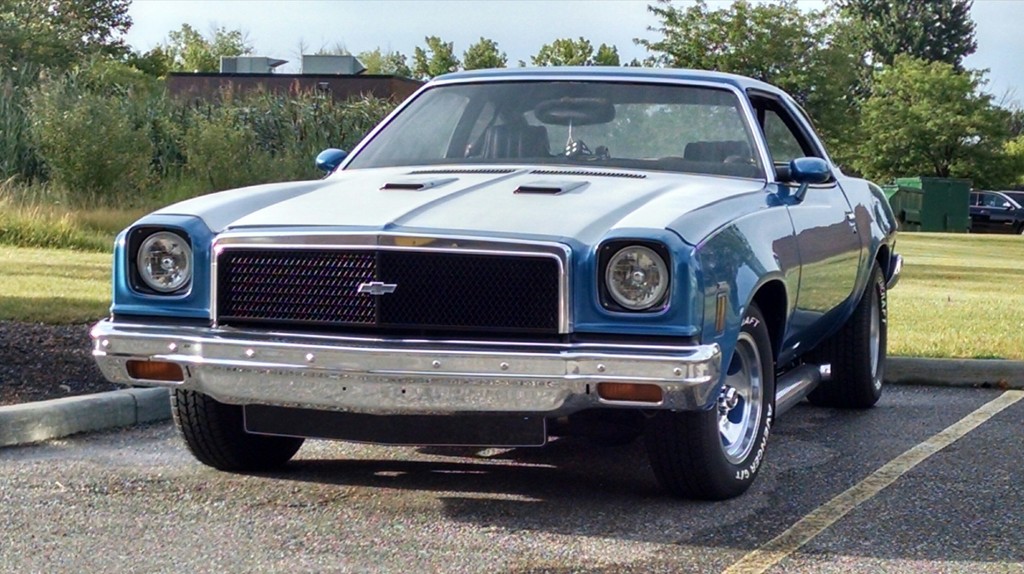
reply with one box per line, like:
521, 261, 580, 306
29, 65, 155, 204
183, 112, 271, 191
14, 57, 395, 211
180, 89, 394, 193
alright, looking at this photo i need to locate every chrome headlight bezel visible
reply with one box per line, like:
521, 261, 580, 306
600, 242, 671, 312
132, 229, 193, 295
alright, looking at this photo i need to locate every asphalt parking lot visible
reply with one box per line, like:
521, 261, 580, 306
1, 385, 1021, 573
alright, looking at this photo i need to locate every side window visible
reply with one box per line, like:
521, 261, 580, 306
970, 193, 980, 206
984, 193, 1010, 208
762, 110, 806, 163
749, 93, 821, 166
464, 101, 498, 152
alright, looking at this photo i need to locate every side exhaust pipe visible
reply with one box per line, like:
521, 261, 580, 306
775, 363, 829, 416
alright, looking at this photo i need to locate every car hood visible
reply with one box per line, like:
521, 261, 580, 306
166, 166, 766, 245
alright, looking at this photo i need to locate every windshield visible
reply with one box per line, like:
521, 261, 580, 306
345, 80, 765, 179
1003, 191, 1024, 207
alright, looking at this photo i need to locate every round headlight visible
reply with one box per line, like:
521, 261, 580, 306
605, 245, 669, 311
136, 231, 192, 293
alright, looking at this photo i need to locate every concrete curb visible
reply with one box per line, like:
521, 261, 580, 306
886, 357, 1024, 389
0, 357, 1021, 448
0, 387, 170, 448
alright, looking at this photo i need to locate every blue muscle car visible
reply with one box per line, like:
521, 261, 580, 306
91, 67, 901, 500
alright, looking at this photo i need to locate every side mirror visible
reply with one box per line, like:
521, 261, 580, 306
788, 157, 831, 202
315, 148, 348, 173
789, 157, 831, 184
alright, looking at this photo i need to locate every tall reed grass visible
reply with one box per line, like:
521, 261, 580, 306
0, 58, 396, 250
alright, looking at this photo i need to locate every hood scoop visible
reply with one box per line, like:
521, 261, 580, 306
514, 180, 587, 195
379, 177, 456, 191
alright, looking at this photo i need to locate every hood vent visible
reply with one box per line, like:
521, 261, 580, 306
531, 169, 646, 179
379, 177, 455, 191
409, 168, 517, 175
514, 180, 587, 195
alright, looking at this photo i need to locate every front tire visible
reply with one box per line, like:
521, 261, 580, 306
807, 264, 887, 408
644, 304, 775, 500
172, 390, 304, 471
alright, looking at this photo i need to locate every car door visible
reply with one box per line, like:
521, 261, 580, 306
984, 192, 1019, 232
969, 192, 989, 232
749, 93, 863, 356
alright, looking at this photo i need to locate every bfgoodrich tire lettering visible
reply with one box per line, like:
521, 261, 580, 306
644, 303, 775, 500
807, 264, 887, 409
172, 390, 304, 471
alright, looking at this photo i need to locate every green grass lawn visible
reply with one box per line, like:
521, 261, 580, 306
0, 233, 1021, 359
0, 247, 111, 324
888, 232, 1024, 360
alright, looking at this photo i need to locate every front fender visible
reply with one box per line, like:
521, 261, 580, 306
691, 207, 798, 403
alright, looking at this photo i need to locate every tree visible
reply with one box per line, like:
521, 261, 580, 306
0, 0, 132, 71
358, 48, 412, 77
834, 0, 976, 69
1005, 106, 1024, 139
125, 46, 172, 77
853, 56, 1015, 188
412, 36, 460, 79
1005, 136, 1024, 186
314, 42, 350, 56
530, 37, 621, 66
462, 37, 506, 70
594, 44, 620, 66
164, 24, 253, 73
639, 0, 868, 164
531, 37, 588, 66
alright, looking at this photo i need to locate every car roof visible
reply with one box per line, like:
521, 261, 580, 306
433, 66, 786, 97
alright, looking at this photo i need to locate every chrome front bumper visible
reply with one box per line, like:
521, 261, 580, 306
91, 320, 722, 416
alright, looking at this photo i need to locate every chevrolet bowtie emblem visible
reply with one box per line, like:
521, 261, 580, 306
356, 281, 398, 295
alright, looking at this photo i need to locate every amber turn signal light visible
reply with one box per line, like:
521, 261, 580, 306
126, 360, 184, 382
596, 382, 664, 403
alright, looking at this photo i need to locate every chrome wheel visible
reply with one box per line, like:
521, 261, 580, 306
718, 332, 764, 465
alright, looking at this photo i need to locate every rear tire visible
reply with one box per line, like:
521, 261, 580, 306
807, 264, 887, 409
172, 390, 304, 471
644, 304, 775, 500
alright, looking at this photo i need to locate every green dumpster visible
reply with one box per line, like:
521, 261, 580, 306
884, 184, 923, 232
892, 177, 971, 232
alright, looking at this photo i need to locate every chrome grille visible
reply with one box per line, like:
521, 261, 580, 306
217, 250, 376, 325
216, 248, 562, 333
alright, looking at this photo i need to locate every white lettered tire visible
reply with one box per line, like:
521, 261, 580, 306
644, 303, 775, 500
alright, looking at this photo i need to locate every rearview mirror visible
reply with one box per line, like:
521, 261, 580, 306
534, 97, 615, 126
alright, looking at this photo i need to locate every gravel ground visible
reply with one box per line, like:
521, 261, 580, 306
0, 321, 120, 406
3, 387, 1019, 573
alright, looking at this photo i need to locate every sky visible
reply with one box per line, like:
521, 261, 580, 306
124, 0, 1024, 103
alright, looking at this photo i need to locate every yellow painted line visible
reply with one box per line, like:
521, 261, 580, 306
724, 390, 1024, 574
